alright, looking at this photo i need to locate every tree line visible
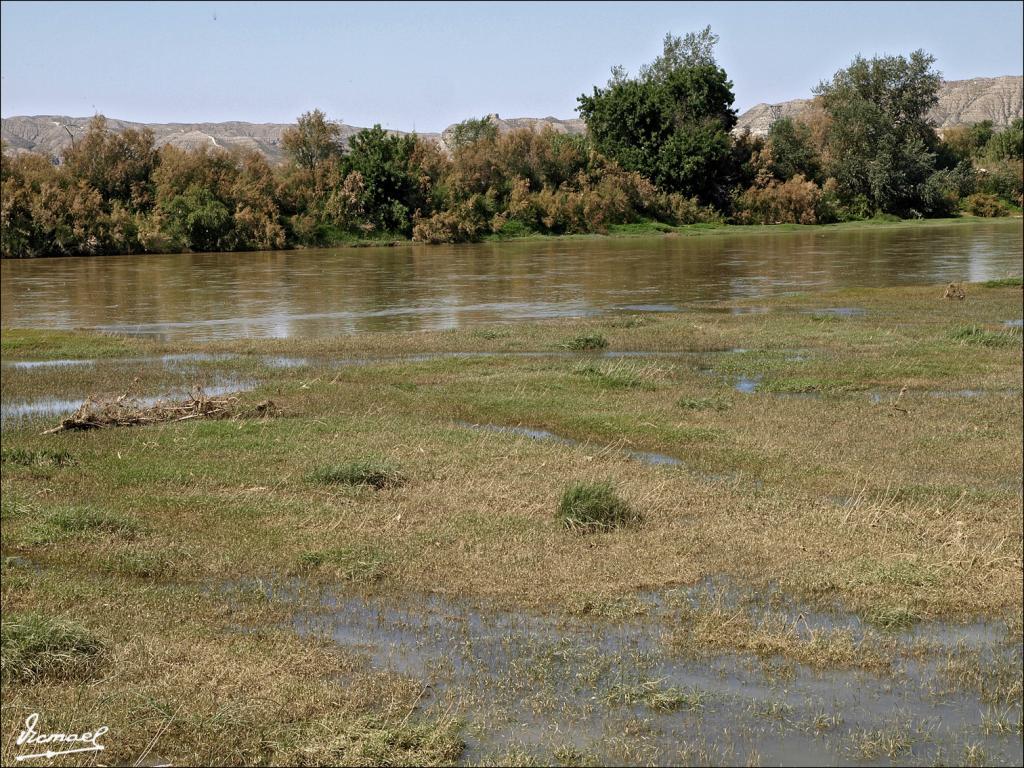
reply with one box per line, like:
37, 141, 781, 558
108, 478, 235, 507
2, 28, 1021, 257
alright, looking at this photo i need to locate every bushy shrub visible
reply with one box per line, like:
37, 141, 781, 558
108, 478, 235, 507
657, 193, 722, 225
964, 193, 1008, 217
976, 159, 1024, 207
412, 206, 484, 243
734, 175, 824, 224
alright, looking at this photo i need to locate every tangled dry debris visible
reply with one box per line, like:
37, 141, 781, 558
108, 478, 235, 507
43, 386, 275, 434
943, 282, 966, 300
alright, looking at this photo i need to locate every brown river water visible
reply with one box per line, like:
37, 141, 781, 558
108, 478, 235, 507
1, 220, 1021, 342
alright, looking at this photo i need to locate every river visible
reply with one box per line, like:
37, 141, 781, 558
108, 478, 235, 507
1, 220, 1021, 341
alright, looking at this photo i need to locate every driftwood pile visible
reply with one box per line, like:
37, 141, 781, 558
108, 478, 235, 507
43, 385, 275, 435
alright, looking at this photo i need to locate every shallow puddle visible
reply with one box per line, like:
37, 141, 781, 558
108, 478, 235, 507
803, 307, 867, 318
615, 304, 682, 313
251, 579, 1022, 766
734, 375, 762, 394
454, 421, 684, 468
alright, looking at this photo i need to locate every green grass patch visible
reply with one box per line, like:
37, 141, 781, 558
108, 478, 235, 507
1, 447, 75, 468
0, 328, 145, 360
26, 505, 142, 545
556, 482, 638, 531
297, 543, 390, 582
861, 604, 919, 630
981, 277, 1023, 288
760, 378, 866, 394
856, 559, 940, 588
561, 333, 609, 351
99, 550, 173, 579
1, 613, 104, 683
308, 459, 405, 490
573, 361, 657, 390
298, 714, 464, 766
949, 324, 1021, 348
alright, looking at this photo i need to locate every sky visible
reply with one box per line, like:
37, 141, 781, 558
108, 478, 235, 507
2, 1, 1022, 131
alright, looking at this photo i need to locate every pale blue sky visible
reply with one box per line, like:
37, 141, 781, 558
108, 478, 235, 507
2, 1, 1021, 131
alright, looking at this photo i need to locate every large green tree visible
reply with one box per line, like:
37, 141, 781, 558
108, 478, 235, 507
577, 29, 738, 207
814, 50, 943, 216
343, 126, 422, 235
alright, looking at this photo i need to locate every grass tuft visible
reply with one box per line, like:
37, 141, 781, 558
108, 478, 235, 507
862, 604, 919, 630
308, 459, 405, 490
574, 360, 659, 390
561, 333, 609, 351
1, 613, 104, 683
604, 679, 708, 712
556, 482, 638, 531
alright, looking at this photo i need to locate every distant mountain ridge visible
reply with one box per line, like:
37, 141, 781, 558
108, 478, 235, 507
2, 76, 1019, 162
735, 76, 1023, 136
0, 113, 585, 163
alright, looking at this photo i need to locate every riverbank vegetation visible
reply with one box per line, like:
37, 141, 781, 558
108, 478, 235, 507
2, 281, 1021, 763
3, 29, 1022, 257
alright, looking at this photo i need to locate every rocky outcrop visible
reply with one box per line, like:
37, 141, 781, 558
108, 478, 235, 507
734, 76, 1023, 136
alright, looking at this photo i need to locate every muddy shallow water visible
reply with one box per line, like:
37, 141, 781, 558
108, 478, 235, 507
240, 578, 1023, 766
2, 220, 1021, 341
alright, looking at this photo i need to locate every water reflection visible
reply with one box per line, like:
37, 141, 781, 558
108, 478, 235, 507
2, 221, 1020, 341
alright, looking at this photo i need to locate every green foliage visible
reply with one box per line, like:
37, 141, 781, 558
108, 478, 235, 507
1, 613, 104, 683
976, 158, 1023, 206
162, 184, 233, 251
0, 42, 1010, 258
577, 29, 737, 206
446, 116, 499, 150
343, 126, 425, 235
556, 482, 637, 530
815, 50, 943, 216
767, 118, 822, 183
983, 118, 1023, 161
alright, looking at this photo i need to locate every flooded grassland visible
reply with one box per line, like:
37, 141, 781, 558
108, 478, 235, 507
1, 279, 1022, 765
